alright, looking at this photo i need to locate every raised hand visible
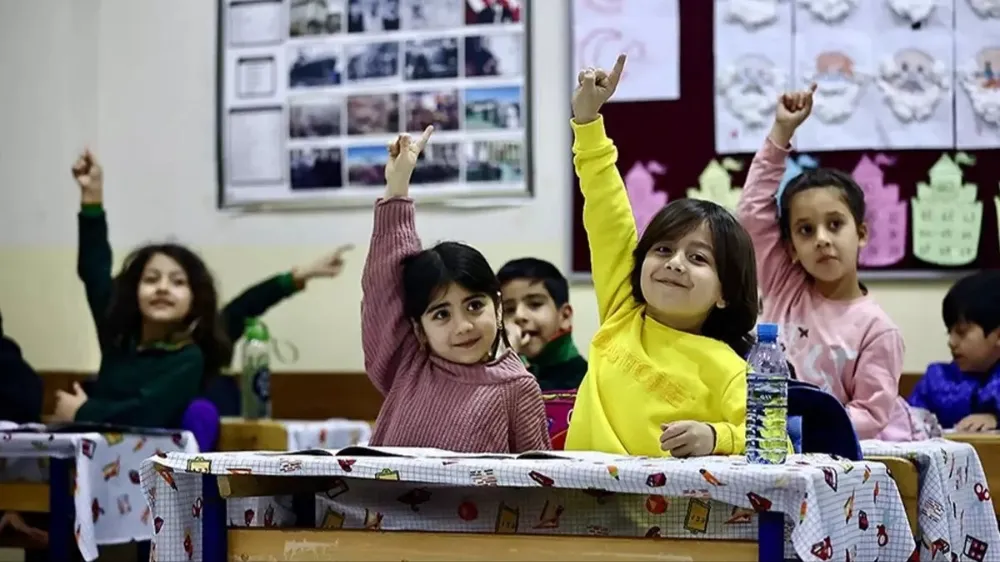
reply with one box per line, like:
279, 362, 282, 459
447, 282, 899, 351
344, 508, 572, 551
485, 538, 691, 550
293, 244, 354, 284
384, 126, 434, 198
771, 83, 817, 147
71, 149, 103, 204
572, 53, 627, 124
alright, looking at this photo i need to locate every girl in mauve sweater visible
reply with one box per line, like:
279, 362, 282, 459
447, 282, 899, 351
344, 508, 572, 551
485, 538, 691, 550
361, 127, 551, 454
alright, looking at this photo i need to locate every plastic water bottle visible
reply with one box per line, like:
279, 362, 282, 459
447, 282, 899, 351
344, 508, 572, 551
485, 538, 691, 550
745, 323, 788, 464
241, 319, 272, 420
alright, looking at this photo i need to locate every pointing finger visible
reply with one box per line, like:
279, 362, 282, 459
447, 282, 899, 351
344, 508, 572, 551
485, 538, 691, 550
334, 244, 355, 256
607, 53, 627, 89
807, 82, 817, 93
415, 125, 434, 152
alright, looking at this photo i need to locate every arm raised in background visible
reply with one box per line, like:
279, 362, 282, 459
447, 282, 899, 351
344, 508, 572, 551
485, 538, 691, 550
72, 150, 114, 346
735, 85, 816, 300
361, 127, 433, 396
847, 330, 905, 439
571, 54, 638, 323
220, 247, 353, 343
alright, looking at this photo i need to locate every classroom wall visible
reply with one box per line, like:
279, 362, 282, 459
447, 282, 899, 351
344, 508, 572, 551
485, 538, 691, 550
0, 0, 952, 373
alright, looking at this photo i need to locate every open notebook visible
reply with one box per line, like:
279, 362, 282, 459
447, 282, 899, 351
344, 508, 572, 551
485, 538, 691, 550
263, 446, 624, 463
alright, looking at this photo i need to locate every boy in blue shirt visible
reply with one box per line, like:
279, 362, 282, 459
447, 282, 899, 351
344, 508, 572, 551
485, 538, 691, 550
498, 258, 587, 391
909, 271, 1000, 431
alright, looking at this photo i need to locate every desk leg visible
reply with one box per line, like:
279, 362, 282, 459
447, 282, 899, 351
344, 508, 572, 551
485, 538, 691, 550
758, 511, 785, 562
201, 474, 226, 561
48, 458, 75, 561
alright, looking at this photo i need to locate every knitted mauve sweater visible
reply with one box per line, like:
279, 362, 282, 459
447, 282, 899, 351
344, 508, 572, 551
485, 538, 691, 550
361, 197, 551, 454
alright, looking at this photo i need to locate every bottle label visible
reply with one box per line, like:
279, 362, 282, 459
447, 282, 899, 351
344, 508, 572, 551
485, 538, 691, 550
252, 368, 271, 401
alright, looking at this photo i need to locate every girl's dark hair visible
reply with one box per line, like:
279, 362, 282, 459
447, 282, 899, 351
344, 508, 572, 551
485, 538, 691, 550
778, 168, 866, 240
402, 241, 511, 357
103, 243, 232, 376
631, 199, 759, 357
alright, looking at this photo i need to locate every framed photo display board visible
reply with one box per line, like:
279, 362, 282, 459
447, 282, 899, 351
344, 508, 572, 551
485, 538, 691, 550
218, 0, 532, 209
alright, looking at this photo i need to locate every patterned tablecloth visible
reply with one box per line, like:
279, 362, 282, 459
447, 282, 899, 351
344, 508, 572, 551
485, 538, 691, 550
0, 424, 198, 562
225, 418, 371, 527
141, 448, 916, 562
280, 418, 372, 450
862, 438, 1000, 562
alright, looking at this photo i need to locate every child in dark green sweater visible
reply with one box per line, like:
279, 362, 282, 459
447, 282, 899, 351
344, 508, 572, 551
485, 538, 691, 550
53, 151, 349, 427
498, 258, 587, 391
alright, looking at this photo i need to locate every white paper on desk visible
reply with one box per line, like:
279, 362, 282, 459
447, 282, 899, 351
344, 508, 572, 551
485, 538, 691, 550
573, 0, 679, 102
227, 107, 285, 186
873, 29, 955, 149
954, 15, 1000, 149
227, 0, 284, 47
792, 30, 881, 151
713, 4, 793, 154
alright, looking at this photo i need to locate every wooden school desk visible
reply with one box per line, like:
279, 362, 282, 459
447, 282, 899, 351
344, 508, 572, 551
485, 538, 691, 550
218, 418, 291, 451
946, 431, 1000, 518
216, 473, 763, 562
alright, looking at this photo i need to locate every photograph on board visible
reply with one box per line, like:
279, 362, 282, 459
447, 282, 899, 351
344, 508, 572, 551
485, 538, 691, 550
290, 0, 344, 38
412, 142, 462, 184
464, 86, 522, 130
347, 0, 401, 32
402, 0, 463, 30
289, 44, 344, 88
289, 99, 343, 138
466, 140, 523, 182
404, 38, 460, 81
290, 147, 344, 189
346, 144, 390, 186
347, 93, 401, 135
347, 41, 401, 82
405, 90, 460, 132
465, 34, 523, 77
465, 0, 521, 25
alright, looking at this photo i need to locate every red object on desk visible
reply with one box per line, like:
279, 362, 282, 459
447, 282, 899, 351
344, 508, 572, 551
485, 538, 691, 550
542, 391, 576, 450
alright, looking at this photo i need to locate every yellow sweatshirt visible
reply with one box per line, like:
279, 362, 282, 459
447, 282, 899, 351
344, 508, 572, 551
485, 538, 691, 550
564, 117, 749, 457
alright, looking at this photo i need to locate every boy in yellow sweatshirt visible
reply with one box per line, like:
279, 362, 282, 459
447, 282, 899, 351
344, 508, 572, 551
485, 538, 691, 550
565, 54, 760, 458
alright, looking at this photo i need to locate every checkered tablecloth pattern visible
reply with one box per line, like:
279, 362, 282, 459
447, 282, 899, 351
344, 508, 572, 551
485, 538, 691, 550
141, 448, 915, 561
862, 438, 999, 561
0, 424, 197, 561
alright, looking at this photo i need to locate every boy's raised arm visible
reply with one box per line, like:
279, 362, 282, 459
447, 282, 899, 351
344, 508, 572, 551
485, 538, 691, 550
736, 86, 816, 299
572, 54, 638, 322
361, 128, 432, 396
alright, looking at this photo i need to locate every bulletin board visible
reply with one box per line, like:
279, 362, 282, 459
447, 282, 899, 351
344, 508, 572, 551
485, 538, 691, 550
569, 1, 1000, 279
216, 0, 533, 210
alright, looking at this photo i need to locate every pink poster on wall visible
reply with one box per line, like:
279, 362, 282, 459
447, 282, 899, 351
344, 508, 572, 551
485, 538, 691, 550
624, 161, 668, 235
853, 154, 907, 267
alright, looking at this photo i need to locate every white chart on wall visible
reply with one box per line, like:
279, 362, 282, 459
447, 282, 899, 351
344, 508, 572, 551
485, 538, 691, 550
219, 0, 532, 209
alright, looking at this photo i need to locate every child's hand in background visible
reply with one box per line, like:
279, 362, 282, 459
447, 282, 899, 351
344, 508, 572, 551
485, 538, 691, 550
71, 149, 103, 205
504, 321, 531, 356
659, 421, 716, 457
293, 244, 354, 286
53, 382, 87, 422
384, 126, 433, 198
955, 413, 998, 433
572, 53, 627, 125
771, 83, 816, 146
